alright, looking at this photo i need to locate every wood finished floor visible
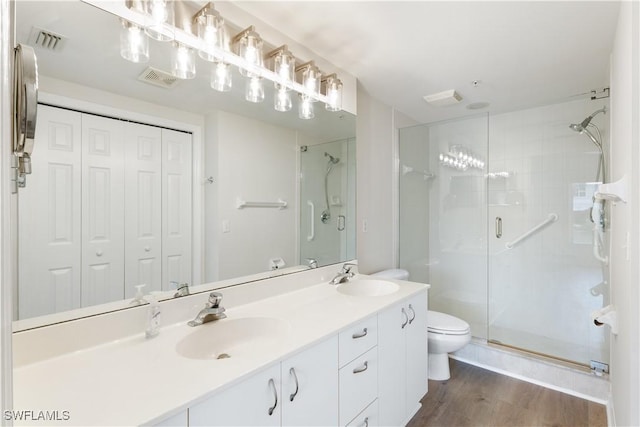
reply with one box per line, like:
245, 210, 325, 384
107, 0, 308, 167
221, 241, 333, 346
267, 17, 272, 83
407, 360, 607, 427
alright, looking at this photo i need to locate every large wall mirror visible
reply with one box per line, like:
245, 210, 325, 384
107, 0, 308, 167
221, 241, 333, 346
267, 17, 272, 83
14, 0, 356, 330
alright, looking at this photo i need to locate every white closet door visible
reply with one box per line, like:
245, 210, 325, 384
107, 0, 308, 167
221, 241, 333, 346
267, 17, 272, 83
18, 105, 82, 319
162, 128, 192, 291
124, 122, 162, 296
81, 114, 125, 306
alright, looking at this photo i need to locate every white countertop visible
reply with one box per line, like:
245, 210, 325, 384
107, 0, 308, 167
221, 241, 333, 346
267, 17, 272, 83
12, 275, 428, 426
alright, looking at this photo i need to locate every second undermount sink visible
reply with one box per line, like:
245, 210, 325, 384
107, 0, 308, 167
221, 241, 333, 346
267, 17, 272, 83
336, 279, 400, 297
176, 317, 290, 360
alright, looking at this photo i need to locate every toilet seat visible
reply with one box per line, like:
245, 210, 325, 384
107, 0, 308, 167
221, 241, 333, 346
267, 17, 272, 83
428, 310, 470, 335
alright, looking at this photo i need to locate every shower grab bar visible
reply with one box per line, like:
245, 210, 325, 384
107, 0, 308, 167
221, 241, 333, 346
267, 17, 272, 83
236, 198, 288, 210
505, 213, 558, 249
307, 201, 315, 241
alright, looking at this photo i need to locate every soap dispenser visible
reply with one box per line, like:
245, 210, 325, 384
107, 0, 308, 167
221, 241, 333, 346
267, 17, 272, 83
130, 284, 147, 306
145, 292, 162, 339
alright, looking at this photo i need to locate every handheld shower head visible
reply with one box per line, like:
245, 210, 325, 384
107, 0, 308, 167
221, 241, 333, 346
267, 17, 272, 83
325, 152, 340, 164
569, 106, 607, 133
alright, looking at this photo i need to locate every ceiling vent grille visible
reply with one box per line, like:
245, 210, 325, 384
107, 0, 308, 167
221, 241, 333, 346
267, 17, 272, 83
138, 67, 179, 89
28, 27, 66, 52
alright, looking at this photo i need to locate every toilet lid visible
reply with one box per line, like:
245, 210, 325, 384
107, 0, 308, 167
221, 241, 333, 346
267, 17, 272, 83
428, 310, 470, 334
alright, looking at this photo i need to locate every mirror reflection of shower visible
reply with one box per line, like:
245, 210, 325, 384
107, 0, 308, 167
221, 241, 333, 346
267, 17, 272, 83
321, 152, 340, 224
570, 106, 608, 265
569, 106, 607, 183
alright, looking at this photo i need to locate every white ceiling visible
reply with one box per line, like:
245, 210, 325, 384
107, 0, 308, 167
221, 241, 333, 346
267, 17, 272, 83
18, 1, 620, 128
234, 1, 620, 123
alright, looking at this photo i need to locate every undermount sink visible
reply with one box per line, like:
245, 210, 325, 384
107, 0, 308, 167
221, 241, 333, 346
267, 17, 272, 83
176, 317, 290, 360
336, 279, 400, 297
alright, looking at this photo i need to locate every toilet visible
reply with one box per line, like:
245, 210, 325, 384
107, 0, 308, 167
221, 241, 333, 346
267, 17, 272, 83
372, 269, 472, 381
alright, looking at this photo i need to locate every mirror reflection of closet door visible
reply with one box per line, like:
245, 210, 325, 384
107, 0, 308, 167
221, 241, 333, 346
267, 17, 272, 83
124, 123, 162, 297
81, 114, 125, 307
18, 105, 82, 319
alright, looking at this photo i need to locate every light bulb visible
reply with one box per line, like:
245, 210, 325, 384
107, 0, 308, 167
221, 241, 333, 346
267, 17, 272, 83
274, 48, 295, 84
274, 85, 292, 112
324, 75, 343, 111
196, 5, 226, 62
299, 95, 314, 120
299, 63, 320, 100
144, 0, 174, 41
237, 29, 263, 77
120, 20, 149, 63
171, 42, 196, 79
211, 62, 232, 92
245, 76, 264, 103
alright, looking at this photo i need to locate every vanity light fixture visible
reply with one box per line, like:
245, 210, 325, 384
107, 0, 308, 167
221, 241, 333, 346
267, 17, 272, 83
194, 2, 226, 62
171, 42, 196, 79
143, 0, 174, 42
211, 61, 232, 92
115, 0, 346, 119
268, 46, 296, 112
120, 19, 149, 63
323, 73, 343, 112
233, 26, 264, 77
296, 61, 321, 101
299, 94, 314, 120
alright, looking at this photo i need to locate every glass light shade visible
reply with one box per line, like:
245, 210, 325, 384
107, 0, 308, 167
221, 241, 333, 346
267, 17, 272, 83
245, 76, 265, 103
196, 10, 226, 62
237, 30, 264, 77
144, 0, 174, 41
325, 75, 343, 111
211, 61, 232, 92
273, 49, 295, 85
301, 64, 321, 101
120, 20, 149, 63
171, 42, 196, 79
274, 85, 292, 112
299, 95, 314, 120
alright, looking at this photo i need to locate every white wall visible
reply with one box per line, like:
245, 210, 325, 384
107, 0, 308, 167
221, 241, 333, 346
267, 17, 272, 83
356, 84, 417, 274
609, 1, 640, 425
205, 110, 299, 281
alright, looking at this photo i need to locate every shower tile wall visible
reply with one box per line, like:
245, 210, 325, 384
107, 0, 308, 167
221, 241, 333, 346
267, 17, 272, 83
399, 98, 610, 365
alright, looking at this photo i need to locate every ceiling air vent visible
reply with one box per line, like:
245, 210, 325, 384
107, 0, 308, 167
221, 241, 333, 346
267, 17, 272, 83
28, 27, 66, 52
138, 67, 179, 89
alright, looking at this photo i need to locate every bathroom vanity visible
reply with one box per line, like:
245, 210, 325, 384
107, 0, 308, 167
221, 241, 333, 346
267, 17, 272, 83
12, 266, 428, 426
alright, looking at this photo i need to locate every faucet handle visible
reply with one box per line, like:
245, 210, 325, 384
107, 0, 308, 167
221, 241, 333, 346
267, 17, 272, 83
207, 292, 223, 308
342, 262, 357, 274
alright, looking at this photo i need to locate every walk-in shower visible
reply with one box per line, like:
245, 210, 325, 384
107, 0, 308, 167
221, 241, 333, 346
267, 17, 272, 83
399, 98, 610, 368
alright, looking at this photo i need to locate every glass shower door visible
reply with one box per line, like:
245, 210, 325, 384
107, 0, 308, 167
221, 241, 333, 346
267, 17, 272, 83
487, 100, 610, 366
299, 138, 355, 267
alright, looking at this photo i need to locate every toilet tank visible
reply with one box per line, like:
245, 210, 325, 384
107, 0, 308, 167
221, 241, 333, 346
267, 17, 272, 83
371, 269, 409, 280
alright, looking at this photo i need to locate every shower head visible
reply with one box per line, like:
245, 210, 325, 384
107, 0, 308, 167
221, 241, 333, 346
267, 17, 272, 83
569, 106, 607, 133
325, 152, 340, 164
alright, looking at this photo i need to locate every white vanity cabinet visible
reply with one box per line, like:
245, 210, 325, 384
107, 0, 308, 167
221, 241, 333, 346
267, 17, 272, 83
188, 336, 339, 427
189, 363, 282, 427
378, 292, 428, 426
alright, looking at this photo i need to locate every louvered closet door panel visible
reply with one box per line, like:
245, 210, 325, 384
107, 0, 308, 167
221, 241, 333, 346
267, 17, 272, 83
162, 129, 192, 291
81, 114, 125, 306
18, 105, 82, 319
124, 122, 162, 296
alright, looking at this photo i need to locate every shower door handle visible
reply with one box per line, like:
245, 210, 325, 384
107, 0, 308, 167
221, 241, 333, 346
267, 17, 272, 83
337, 215, 345, 231
495, 217, 502, 239
307, 201, 315, 241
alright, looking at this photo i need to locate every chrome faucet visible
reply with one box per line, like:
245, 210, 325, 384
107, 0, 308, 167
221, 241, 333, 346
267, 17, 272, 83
305, 258, 318, 269
171, 281, 190, 298
329, 263, 357, 285
188, 292, 227, 327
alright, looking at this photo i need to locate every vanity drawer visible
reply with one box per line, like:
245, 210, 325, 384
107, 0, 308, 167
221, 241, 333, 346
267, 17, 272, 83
339, 347, 378, 425
339, 316, 378, 367
346, 399, 379, 427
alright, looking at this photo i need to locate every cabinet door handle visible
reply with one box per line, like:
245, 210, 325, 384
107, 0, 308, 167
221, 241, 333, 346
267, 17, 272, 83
352, 327, 368, 339
353, 361, 368, 374
401, 307, 409, 329
289, 367, 299, 402
408, 304, 416, 324
496, 216, 503, 239
268, 378, 278, 415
